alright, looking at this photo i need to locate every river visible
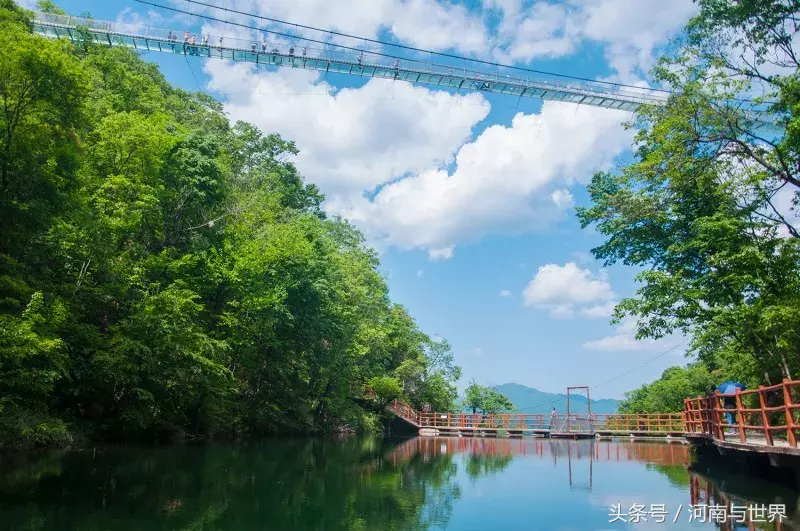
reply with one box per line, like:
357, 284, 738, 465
0, 437, 797, 530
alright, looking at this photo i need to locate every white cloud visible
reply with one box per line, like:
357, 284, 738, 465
193, 0, 692, 256
491, 0, 697, 80
212, 67, 489, 194
581, 300, 618, 318
115, 7, 163, 27
184, 0, 489, 56
206, 62, 489, 199
338, 103, 632, 250
550, 304, 575, 319
388, 0, 490, 55
551, 188, 575, 208
523, 262, 615, 314
499, 289, 512, 297
494, 2, 582, 62
428, 245, 455, 261
583, 318, 681, 352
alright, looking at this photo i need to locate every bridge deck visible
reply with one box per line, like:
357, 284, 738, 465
387, 400, 685, 438
29, 12, 780, 131
31, 11, 666, 113
390, 386, 800, 460
684, 380, 800, 458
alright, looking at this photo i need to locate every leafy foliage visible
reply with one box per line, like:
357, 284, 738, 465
578, 0, 800, 400
0, 5, 459, 447
463, 381, 515, 414
618, 365, 715, 414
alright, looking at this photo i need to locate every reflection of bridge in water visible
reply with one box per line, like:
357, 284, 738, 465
386, 437, 690, 467
387, 437, 691, 493
384, 437, 794, 530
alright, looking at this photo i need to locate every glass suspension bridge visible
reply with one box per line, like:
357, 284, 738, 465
31, 10, 778, 128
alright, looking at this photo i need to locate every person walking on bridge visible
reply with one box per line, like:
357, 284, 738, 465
549, 407, 557, 430
718, 380, 745, 435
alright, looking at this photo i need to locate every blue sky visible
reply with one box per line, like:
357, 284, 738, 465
28, 0, 700, 399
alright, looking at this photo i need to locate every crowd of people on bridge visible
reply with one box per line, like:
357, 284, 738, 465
163, 28, 405, 73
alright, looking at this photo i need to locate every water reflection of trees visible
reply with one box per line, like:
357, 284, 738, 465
464, 454, 513, 481
686, 467, 798, 531
3, 437, 797, 530
0, 438, 461, 531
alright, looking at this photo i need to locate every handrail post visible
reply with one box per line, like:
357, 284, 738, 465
734, 389, 746, 443
782, 379, 796, 447
758, 386, 773, 446
713, 391, 725, 441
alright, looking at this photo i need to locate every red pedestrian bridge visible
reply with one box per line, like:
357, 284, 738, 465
388, 379, 800, 460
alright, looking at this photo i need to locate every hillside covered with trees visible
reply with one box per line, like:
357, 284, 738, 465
0, 1, 460, 448
579, 0, 800, 413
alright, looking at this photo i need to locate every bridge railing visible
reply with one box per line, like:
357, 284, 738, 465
412, 411, 685, 433
684, 378, 800, 447
387, 400, 421, 426
31, 12, 669, 109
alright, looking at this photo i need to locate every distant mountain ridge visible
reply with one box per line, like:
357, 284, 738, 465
491, 383, 619, 414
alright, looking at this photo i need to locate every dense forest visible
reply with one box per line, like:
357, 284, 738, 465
0, 1, 461, 448
579, 0, 800, 413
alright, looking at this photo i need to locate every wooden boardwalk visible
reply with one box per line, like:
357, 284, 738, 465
684, 379, 800, 458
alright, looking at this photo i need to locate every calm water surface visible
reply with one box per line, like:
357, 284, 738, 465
0, 437, 797, 530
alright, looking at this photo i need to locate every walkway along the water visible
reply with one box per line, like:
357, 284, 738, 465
386, 400, 686, 439
390, 379, 800, 450
388, 379, 800, 480
684, 379, 800, 465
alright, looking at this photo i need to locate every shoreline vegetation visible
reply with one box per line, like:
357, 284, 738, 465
0, 0, 460, 450
3, 0, 800, 450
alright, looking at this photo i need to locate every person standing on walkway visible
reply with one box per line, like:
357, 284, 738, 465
718, 381, 746, 435
549, 407, 557, 430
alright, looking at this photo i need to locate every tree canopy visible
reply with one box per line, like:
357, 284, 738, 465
463, 381, 515, 414
0, 2, 460, 448
579, 0, 800, 411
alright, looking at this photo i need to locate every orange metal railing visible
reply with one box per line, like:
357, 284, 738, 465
684, 378, 800, 447
414, 412, 684, 432
388, 400, 685, 434
387, 400, 421, 426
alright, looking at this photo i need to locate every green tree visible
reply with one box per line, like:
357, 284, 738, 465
0, 4, 460, 447
618, 365, 716, 414
577, 0, 800, 387
462, 381, 514, 414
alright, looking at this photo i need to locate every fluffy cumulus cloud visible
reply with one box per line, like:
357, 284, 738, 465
179, 0, 489, 55
522, 262, 616, 317
491, 0, 697, 80
173, 0, 694, 76
581, 300, 618, 318
187, 0, 691, 255
334, 102, 631, 250
583, 317, 683, 352
205, 62, 489, 198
